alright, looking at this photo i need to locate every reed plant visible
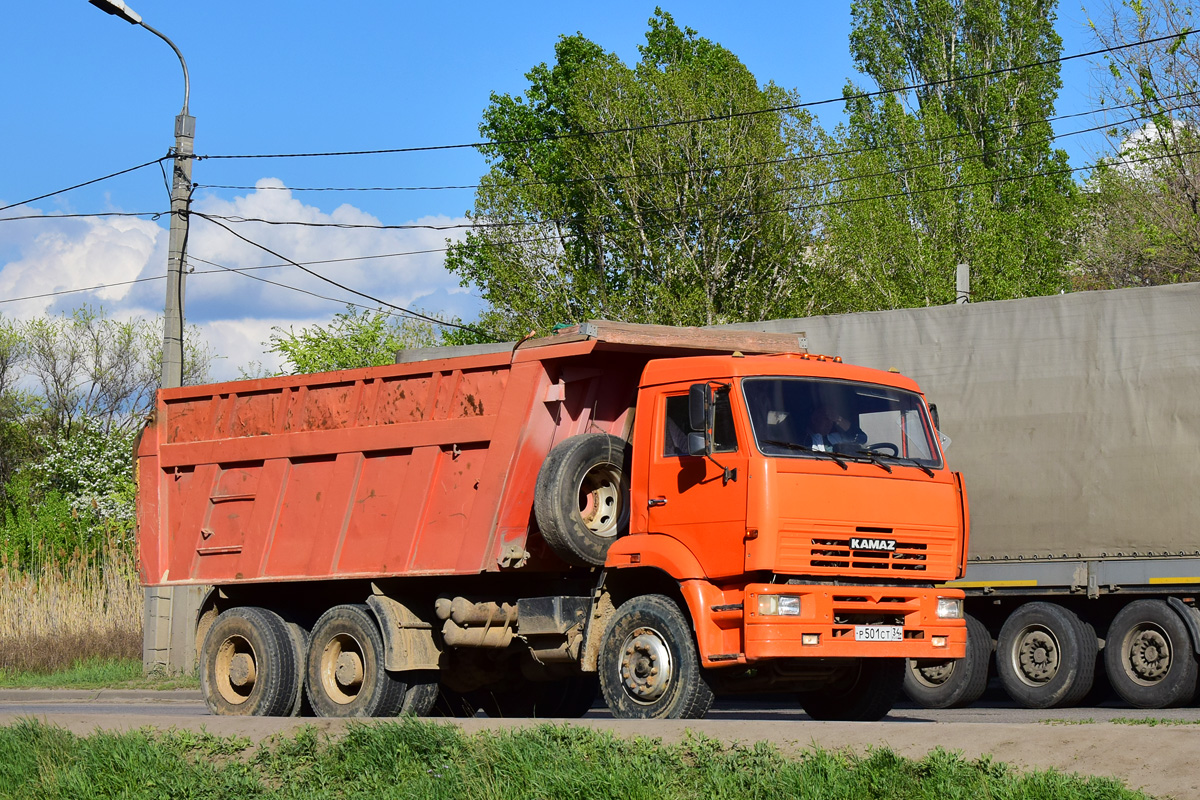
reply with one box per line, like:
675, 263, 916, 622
0, 541, 141, 675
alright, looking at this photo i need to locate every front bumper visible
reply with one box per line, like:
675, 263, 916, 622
742, 583, 966, 660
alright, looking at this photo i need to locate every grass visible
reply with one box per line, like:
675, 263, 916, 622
1109, 717, 1200, 727
0, 718, 1154, 800
0, 544, 142, 675
0, 657, 198, 690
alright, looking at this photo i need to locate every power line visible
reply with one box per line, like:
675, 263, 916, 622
190, 89, 1200, 196
194, 31, 1198, 162
0, 158, 166, 214
0, 211, 168, 223
192, 211, 495, 340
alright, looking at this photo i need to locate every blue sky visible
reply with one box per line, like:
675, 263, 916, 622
1, 1, 1104, 378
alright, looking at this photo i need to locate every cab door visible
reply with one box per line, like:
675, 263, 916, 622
645, 385, 749, 579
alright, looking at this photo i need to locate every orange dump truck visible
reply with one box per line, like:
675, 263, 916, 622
136, 321, 968, 720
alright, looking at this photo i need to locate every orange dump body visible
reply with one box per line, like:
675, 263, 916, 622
136, 324, 802, 586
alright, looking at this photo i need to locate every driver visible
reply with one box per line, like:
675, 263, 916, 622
809, 407, 866, 452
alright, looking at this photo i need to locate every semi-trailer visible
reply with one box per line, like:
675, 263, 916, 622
732, 282, 1200, 709
135, 321, 968, 719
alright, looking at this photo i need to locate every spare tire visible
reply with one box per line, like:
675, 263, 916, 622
535, 433, 631, 566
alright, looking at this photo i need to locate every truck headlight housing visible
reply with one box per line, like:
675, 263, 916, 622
936, 597, 963, 619
758, 595, 801, 616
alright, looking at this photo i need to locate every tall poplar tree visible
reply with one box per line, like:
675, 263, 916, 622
818, 0, 1077, 309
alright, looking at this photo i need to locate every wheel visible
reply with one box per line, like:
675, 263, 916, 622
201, 606, 300, 717
798, 658, 905, 721
866, 442, 899, 457
283, 620, 312, 716
470, 676, 597, 718
398, 672, 440, 716
995, 602, 1097, 708
535, 433, 631, 566
903, 614, 991, 709
1104, 600, 1198, 708
305, 604, 407, 717
599, 594, 713, 719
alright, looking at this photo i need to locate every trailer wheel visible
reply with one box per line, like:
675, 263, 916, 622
599, 594, 714, 719
305, 604, 408, 717
201, 606, 300, 717
996, 602, 1096, 708
798, 658, 905, 721
1104, 600, 1198, 708
535, 433, 631, 567
903, 614, 991, 709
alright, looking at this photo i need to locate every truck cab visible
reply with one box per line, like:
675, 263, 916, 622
603, 352, 968, 696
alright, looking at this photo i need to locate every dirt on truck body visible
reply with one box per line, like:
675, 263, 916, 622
136, 321, 968, 720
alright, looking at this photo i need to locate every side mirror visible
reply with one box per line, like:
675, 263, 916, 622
686, 431, 707, 457
688, 383, 711, 433
928, 403, 941, 430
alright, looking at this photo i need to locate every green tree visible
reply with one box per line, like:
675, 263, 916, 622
1075, 0, 1200, 287
819, 0, 1077, 309
446, 9, 831, 339
265, 306, 445, 374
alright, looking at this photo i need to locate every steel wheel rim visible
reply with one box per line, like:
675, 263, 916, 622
618, 625, 673, 704
909, 658, 956, 688
1122, 623, 1173, 686
577, 463, 622, 539
320, 632, 366, 705
214, 634, 257, 705
1011, 624, 1060, 686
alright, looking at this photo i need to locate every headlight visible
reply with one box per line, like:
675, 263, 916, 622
936, 597, 963, 619
758, 595, 801, 616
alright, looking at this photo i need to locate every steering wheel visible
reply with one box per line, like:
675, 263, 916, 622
866, 442, 899, 457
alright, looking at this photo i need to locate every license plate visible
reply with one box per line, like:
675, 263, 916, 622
854, 625, 903, 642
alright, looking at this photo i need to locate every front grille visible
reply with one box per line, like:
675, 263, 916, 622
811, 537, 928, 571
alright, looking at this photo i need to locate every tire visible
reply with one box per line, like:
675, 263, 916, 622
305, 604, 408, 717
470, 675, 597, 718
598, 594, 714, 719
535, 433, 631, 566
1104, 600, 1198, 708
398, 672, 440, 716
798, 658, 905, 721
995, 602, 1097, 709
903, 614, 992, 709
201, 606, 300, 717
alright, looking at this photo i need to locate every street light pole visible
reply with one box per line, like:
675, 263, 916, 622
89, 0, 192, 388
91, 0, 203, 677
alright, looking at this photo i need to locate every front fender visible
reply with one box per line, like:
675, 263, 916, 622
606, 534, 706, 580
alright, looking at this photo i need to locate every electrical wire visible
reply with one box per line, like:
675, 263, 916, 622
0, 158, 166, 214
191, 89, 1200, 196
194, 31, 1198, 162
192, 211, 494, 339
0, 211, 169, 223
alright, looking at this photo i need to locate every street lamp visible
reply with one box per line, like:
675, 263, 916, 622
90, 0, 192, 389
91, 0, 201, 679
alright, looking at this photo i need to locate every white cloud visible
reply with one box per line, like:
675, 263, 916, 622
0, 184, 485, 380
0, 208, 163, 319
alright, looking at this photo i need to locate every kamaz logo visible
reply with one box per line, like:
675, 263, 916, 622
850, 537, 897, 552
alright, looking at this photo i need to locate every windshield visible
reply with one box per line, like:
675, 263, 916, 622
742, 377, 943, 469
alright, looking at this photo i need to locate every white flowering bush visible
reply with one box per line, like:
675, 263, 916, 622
30, 419, 136, 531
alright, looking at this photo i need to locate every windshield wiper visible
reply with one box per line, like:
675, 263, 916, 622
761, 439, 848, 470
849, 449, 893, 474
865, 451, 935, 477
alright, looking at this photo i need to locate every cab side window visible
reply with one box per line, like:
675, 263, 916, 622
663, 396, 691, 457
662, 388, 738, 457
